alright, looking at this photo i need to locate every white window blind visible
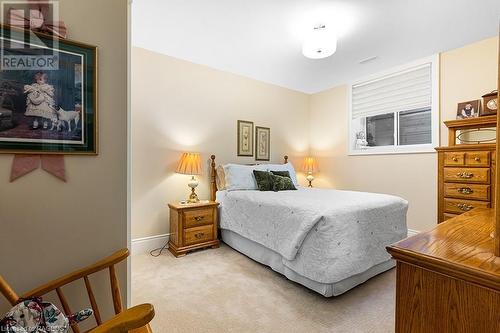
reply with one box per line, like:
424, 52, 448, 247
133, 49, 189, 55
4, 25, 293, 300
351, 63, 432, 119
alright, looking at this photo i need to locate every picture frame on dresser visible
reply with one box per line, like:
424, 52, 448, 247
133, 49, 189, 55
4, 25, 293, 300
456, 100, 480, 119
0, 25, 98, 154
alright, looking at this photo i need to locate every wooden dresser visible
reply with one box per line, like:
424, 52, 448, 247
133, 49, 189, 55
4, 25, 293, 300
167, 201, 220, 257
436, 116, 497, 223
387, 208, 500, 332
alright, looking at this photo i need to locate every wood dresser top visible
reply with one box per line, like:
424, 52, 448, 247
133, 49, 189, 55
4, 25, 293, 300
387, 208, 500, 291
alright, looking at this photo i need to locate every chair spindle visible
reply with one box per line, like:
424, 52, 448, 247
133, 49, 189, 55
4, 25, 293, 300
109, 265, 123, 314
56, 287, 80, 333
84, 275, 102, 325
0, 275, 19, 305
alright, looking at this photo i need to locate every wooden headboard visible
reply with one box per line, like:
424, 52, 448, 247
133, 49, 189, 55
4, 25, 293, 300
209, 155, 289, 201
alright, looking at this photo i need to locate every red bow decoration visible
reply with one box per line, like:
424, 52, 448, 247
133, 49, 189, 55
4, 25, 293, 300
9, 0, 67, 182
8, 1, 67, 38
11, 155, 66, 182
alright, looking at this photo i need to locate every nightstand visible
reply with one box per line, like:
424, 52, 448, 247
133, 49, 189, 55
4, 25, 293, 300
167, 201, 220, 257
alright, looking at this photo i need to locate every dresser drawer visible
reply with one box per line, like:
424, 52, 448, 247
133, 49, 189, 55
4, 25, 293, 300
443, 183, 490, 201
444, 152, 465, 166
443, 213, 459, 221
184, 208, 214, 228
464, 151, 490, 167
443, 198, 490, 214
443, 167, 490, 184
184, 225, 214, 246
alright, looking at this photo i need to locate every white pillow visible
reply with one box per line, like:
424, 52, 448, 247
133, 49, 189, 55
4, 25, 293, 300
223, 164, 268, 191
264, 163, 299, 186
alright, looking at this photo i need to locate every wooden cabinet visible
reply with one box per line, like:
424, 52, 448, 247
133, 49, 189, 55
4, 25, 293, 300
167, 201, 220, 257
436, 116, 497, 223
387, 209, 500, 332
437, 145, 496, 223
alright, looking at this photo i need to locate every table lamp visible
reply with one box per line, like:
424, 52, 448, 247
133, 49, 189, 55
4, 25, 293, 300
176, 152, 202, 203
302, 157, 318, 187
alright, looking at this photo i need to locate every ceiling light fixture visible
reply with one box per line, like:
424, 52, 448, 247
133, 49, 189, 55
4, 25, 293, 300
302, 24, 337, 59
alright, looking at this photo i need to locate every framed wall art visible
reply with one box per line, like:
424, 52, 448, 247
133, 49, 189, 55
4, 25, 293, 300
255, 126, 270, 161
0, 25, 97, 154
237, 120, 253, 156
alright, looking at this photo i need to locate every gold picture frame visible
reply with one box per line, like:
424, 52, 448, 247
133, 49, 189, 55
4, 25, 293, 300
0, 24, 98, 155
255, 126, 270, 161
237, 120, 253, 156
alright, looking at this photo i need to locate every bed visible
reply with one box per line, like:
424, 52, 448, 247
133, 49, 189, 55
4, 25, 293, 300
210, 155, 408, 297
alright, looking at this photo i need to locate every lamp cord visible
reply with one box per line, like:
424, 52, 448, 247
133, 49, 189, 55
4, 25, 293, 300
149, 241, 169, 257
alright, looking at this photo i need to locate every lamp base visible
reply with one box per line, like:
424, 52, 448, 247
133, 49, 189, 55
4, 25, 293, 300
306, 173, 314, 188
187, 176, 200, 203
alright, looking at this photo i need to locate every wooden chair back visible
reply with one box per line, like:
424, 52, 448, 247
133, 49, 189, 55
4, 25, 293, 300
0, 248, 150, 333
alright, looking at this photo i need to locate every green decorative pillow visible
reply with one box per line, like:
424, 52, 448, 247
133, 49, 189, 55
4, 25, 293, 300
271, 174, 297, 191
270, 170, 291, 179
253, 170, 274, 191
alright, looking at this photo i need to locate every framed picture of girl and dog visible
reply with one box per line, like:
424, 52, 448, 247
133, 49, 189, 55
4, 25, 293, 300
0, 25, 97, 154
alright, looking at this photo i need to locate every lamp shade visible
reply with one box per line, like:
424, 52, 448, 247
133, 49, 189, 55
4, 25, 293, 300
176, 152, 202, 175
302, 157, 318, 173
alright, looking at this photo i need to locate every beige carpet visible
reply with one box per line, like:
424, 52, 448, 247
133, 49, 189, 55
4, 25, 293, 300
132, 244, 396, 333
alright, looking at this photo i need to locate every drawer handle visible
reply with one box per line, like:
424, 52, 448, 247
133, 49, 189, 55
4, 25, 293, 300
458, 187, 473, 195
457, 203, 473, 211
194, 232, 205, 239
194, 216, 205, 222
452, 156, 458, 162
474, 157, 481, 162
456, 171, 474, 179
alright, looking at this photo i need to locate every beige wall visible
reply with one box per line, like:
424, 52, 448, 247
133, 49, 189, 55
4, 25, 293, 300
309, 37, 498, 232
131, 47, 310, 239
440, 37, 499, 145
0, 0, 129, 316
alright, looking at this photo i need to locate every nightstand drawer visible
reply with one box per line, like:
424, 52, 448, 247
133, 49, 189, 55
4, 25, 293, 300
184, 208, 214, 228
184, 225, 214, 246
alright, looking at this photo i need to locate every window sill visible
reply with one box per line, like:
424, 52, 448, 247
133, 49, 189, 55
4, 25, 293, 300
348, 146, 437, 156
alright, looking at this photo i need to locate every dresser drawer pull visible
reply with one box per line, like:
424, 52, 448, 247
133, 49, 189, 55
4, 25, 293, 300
457, 203, 473, 211
474, 157, 481, 162
458, 187, 473, 195
452, 156, 458, 162
194, 216, 205, 222
194, 232, 205, 239
457, 171, 474, 179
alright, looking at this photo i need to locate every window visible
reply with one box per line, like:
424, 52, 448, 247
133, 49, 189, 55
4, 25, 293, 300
349, 56, 438, 155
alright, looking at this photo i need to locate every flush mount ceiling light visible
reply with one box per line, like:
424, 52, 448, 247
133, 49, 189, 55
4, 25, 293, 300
302, 24, 337, 59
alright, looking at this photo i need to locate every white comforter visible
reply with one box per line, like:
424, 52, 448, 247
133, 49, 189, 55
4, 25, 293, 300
217, 187, 408, 283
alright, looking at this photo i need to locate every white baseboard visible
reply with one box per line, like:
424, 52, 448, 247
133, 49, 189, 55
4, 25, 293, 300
407, 228, 420, 237
132, 229, 420, 255
131, 233, 170, 255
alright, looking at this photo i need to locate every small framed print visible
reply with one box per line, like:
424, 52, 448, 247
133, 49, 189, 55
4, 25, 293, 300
237, 120, 253, 156
255, 126, 270, 161
456, 100, 480, 120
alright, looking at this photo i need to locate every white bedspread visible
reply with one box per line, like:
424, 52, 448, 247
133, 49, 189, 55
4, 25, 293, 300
217, 187, 408, 283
